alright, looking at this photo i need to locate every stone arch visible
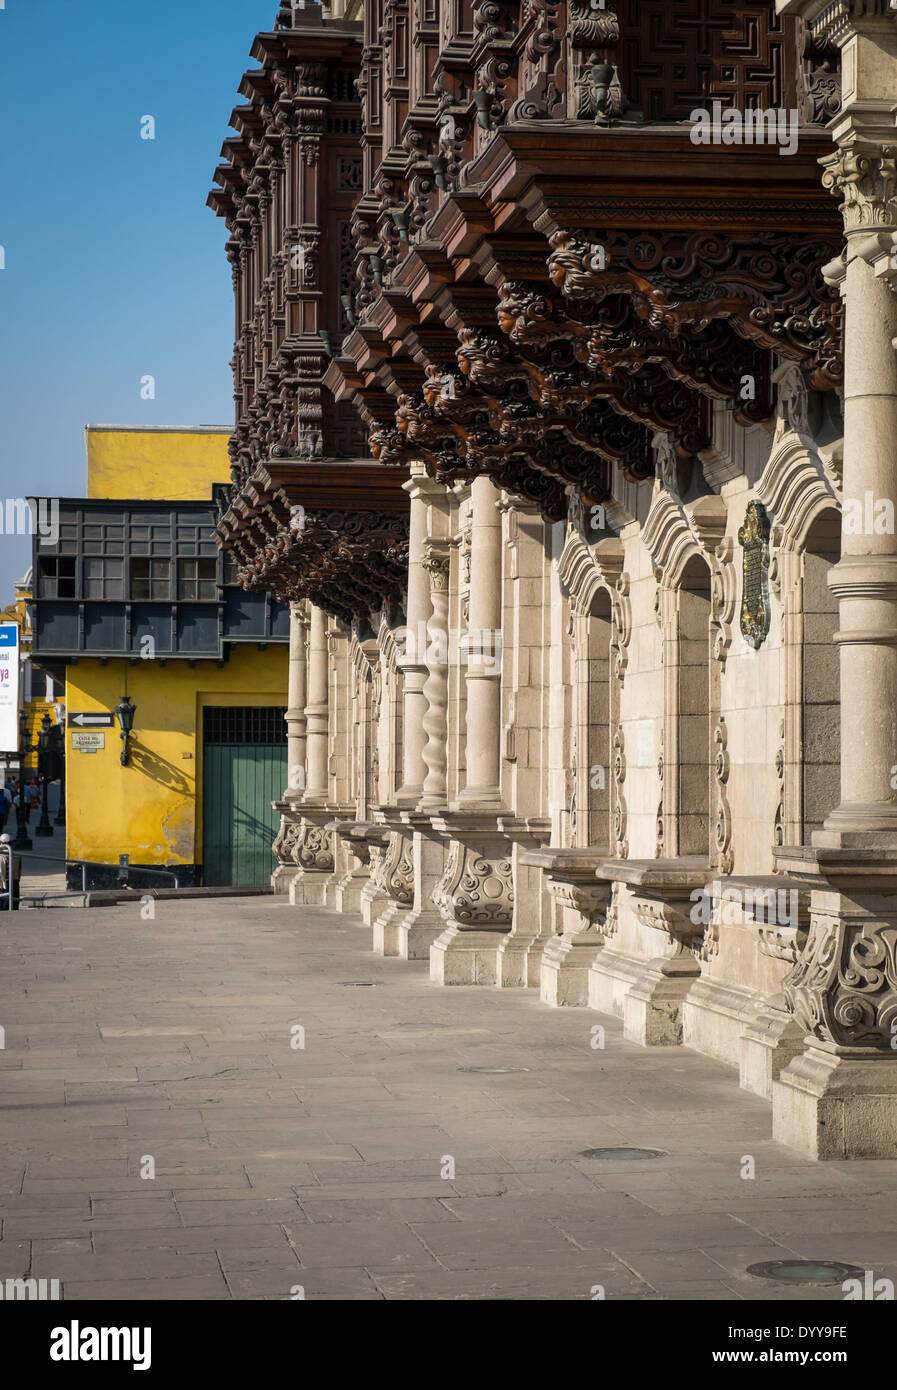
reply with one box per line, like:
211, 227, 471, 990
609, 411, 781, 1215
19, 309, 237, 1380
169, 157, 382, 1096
756, 432, 841, 847
642, 488, 732, 865
558, 530, 629, 852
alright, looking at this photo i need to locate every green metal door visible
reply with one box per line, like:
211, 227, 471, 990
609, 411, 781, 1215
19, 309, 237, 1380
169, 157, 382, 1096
202, 706, 287, 887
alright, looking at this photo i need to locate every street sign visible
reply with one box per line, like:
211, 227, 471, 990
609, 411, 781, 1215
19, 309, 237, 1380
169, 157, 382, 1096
0, 623, 19, 753
71, 731, 105, 753
68, 711, 115, 729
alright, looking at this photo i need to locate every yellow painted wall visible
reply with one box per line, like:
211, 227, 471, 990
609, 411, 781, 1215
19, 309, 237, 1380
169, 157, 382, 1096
86, 427, 231, 502
64, 646, 288, 868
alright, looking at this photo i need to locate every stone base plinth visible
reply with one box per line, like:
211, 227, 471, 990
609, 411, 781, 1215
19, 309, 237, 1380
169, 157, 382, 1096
773, 1045, 897, 1160
540, 931, 603, 1006
335, 866, 370, 915
271, 865, 295, 894
289, 871, 331, 907
588, 947, 644, 1019
681, 976, 759, 1072
396, 909, 444, 960
739, 1002, 806, 1101
496, 934, 545, 989
622, 955, 701, 1047
429, 926, 510, 985
373, 901, 407, 957
360, 881, 388, 927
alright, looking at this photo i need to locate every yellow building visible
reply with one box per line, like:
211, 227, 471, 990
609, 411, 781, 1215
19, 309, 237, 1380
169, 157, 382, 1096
1, 573, 64, 785
30, 428, 290, 889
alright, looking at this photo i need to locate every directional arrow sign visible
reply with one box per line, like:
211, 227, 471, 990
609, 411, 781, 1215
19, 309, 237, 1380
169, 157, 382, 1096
68, 711, 115, 729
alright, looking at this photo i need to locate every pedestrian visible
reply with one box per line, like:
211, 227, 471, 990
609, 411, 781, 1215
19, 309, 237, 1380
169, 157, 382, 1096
21, 778, 38, 824
0, 833, 21, 910
0, 786, 9, 830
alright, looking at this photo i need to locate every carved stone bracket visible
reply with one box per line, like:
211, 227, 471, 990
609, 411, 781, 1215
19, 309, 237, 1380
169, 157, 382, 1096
432, 835, 515, 927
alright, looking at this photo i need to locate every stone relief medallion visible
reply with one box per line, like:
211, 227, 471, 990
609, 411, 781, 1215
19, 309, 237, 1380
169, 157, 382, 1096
738, 500, 771, 650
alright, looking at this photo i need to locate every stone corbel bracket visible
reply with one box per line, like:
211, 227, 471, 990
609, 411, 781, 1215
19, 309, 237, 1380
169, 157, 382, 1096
603, 857, 711, 960
519, 846, 614, 932
705, 873, 813, 965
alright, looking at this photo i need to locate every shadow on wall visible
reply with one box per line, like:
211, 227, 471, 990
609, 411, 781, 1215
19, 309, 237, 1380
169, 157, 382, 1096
127, 743, 194, 798
232, 806, 278, 849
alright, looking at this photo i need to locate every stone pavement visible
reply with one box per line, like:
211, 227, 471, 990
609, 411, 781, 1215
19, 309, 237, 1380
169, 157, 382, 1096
1, 896, 896, 1301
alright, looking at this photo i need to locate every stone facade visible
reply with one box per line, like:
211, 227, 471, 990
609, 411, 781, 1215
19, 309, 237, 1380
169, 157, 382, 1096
211, 0, 897, 1158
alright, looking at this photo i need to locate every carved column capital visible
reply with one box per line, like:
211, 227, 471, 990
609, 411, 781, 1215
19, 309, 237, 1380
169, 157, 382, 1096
421, 539, 451, 590
821, 141, 897, 232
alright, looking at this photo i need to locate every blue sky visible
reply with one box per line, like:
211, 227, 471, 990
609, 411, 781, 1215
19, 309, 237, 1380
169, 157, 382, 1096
0, 0, 278, 599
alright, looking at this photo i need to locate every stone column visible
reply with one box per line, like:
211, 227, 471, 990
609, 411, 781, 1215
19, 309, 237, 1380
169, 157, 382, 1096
390, 538, 452, 961
373, 465, 452, 959
773, 1, 897, 1155
395, 461, 434, 807
289, 601, 334, 906
430, 475, 514, 985
303, 602, 329, 803
816, 145, 897, 847
419, 540, 451, 810
457, 473, 503, 807
272, 602, 308, 892
287, 602, 308, 800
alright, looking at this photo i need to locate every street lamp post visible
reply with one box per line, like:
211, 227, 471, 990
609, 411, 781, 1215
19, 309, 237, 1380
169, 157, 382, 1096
51, 722, 65, 827
34, 713, 53, 837
12, 706, 32, 852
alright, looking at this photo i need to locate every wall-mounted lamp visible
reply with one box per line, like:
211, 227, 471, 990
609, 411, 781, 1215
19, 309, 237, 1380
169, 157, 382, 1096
473, 89, 494, 131
390, 209, 410, 244
368, 253, 383, 286
427, 153, 448, 192
115, 695, 136, 767
591, 63, 614, 118
340, 293, 356, 326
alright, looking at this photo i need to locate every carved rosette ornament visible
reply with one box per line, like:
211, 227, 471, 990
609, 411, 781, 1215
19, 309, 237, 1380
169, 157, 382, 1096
435, 841, 515, 926
784, 911, 897, 1049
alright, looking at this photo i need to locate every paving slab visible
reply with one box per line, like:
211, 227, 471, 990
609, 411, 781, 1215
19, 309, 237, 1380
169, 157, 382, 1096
2, 894, 896, 1300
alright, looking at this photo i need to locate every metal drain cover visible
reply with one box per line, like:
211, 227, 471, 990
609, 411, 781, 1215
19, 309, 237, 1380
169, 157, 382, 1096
578, 1147, 669, 1161
336, 981, 376, 987
457, 1066, 529, 1075
747, 1260, 865, 1286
